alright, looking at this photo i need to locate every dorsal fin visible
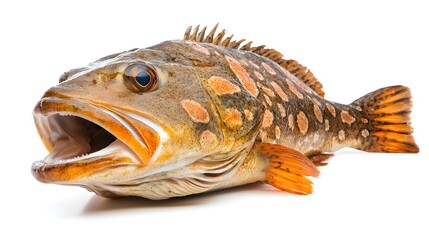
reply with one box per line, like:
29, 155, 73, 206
183, 24, 325, 97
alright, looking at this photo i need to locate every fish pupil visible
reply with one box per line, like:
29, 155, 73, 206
135, 71, 151, 87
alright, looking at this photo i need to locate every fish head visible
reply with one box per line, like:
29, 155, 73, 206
32, 40, 262, 197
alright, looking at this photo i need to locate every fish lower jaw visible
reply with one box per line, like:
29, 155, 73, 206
35, 111, 142, 165
31, 96, 160, 183
41, 138, 138, 165
32, 123, 141, 184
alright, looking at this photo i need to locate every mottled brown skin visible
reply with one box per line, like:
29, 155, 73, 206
171, 40, 369, 155
33, 40, 265, 198
32, 26, 419, 199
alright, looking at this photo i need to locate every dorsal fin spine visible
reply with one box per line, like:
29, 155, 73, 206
183, 25, 325, 97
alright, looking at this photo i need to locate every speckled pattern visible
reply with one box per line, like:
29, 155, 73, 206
31, 25, 419, 200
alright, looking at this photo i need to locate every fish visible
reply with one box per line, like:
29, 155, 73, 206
31, 24, 419, 200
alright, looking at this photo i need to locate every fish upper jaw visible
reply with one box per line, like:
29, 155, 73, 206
32, 95, 166, 184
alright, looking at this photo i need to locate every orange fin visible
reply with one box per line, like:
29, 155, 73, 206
255, 143, 320, 195
353, 85, 419, 153
309, 153, 334, 166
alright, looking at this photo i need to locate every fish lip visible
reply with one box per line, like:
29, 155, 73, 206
32, 96, 160, 183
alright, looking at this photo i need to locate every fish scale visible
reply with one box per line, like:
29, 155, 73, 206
194, 42, 365, 155
31, 24, 419, 200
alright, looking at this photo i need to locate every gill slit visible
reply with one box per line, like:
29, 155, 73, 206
200, 81, 226, 146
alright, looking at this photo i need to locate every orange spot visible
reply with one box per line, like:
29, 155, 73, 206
277, 103, 286, 118
354, 105, 363, 111
270, 82, 289, 102
275, 126, 281, 139
254, 71, 264, 80
324, 119, 330, 131
259, 130, 268, 142
282, 68, 313, 93
291, 77, 312, 93
181, 99, 210, 123
225, 56, 259, 97
262, 110, 274, 128
338, 130, 346, 141
264, 94, 272, 106
92, 79, 97, 84
249, 60, 260, 69
240, 59, 249, 67
208, 76, 241, 95
361, 129, 369, 138
288, 114, 295, 130
200, 130, 219, 150
262, 62, 276, 75
297, 111, 308, 135
244, 109, 253, 121
262, 86, 275, 97
188, 42, 210, 55
100, 75, 108, 84
223, 108, 243, 128
313, 104, 323, 123
326, 103, 336, 117
286, 80, 303, 99
312, 97, 322, 106
341, 111, 356, 125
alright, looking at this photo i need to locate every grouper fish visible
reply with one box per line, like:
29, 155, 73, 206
32, 25, 419, 200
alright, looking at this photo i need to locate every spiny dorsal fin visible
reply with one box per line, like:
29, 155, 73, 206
183, 24, 325, 97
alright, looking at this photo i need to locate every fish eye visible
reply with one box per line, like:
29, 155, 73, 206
124, 64, 158, 93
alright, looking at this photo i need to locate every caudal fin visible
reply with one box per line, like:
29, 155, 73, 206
353, 85, 419, 153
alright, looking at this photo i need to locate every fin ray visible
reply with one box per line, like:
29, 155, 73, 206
255, 143, 319, 195
183, 25, 325, 97
353, 85, 419, 153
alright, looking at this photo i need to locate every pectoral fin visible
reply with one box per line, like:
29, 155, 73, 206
255, 143, 320, 195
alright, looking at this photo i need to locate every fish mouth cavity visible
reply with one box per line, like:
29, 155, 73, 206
32, 97, 162, 182
36, 114, 130, 164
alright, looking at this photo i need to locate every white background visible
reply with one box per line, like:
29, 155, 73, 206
1, 0, 428, 239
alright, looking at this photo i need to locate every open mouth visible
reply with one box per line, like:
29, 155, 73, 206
37, 114, 129, 163
32, 97, 160, 183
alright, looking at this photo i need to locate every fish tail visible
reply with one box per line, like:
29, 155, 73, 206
353, 85, 419, 153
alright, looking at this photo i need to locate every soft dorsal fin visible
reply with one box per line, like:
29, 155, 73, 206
183, 24, 325, 97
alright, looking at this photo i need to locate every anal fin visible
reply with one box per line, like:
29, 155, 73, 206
309, 153, 334, 166
255, 143, 320, 195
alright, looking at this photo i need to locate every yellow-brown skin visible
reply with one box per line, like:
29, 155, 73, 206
32, 33, 418, 199
33, 41, 266, 199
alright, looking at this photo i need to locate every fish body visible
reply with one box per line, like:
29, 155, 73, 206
32, 25, 419, 199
